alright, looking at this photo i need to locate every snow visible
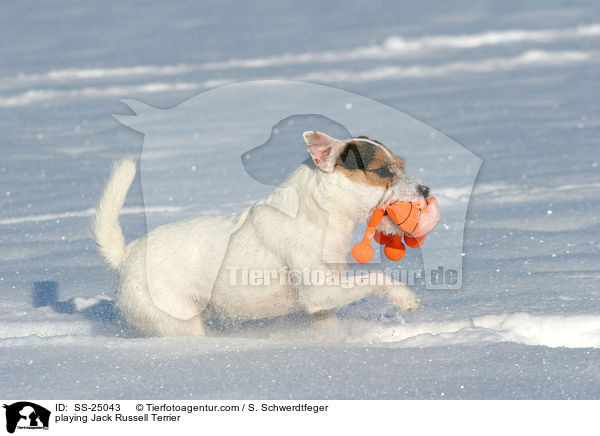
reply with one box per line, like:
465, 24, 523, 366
1, 0, 599, 399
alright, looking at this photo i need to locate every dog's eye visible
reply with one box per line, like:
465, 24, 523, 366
373, 166, 393, 178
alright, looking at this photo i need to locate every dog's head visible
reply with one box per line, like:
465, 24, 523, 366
303, 130, 429, 235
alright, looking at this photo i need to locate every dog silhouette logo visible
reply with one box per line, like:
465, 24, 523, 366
3, 402, 50, 433
115, 80, 481, 303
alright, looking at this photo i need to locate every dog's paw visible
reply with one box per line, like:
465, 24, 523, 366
388, 286, 420, 312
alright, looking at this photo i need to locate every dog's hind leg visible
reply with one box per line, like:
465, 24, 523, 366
151, 314, 206, 337
119, 300, 208, 337
116, 274, 210, 337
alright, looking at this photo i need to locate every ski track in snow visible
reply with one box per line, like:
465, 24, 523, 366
1, 21, 600, 107
2, 23, 599, 86
0, 206, 182, 226
1, 50, 597, 107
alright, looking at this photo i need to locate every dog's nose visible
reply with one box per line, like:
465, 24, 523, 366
417, 184, 430, 198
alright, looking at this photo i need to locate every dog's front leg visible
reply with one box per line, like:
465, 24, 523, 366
374, 274, 420, 312
298, 270, 419, 314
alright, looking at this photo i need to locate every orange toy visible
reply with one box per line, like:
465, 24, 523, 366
352, 197, 440, 264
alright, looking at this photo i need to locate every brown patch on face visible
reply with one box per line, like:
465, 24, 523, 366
335, 138, 405, 187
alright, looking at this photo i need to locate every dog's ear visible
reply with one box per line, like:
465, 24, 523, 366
302, 131, 345, 172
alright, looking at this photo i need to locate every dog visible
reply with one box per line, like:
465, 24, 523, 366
93, 130, 430, 336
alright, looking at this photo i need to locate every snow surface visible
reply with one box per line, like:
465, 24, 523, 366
1, 0, 599, 399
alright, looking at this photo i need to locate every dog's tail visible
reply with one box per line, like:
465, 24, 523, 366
92, 160, 136, 270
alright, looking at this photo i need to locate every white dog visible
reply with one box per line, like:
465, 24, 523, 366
93, 131, 430, 336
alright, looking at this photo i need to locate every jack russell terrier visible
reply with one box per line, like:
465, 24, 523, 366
93, 131, 430, 336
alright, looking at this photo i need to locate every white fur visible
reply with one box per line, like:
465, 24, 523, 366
92, 159, 136, 269
93, 135, 423, 336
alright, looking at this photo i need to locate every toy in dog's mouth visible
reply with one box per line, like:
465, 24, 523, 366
385, 197, 440, 237
352, 197, 440, 263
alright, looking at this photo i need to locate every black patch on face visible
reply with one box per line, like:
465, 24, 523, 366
339, 141, 374, 171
